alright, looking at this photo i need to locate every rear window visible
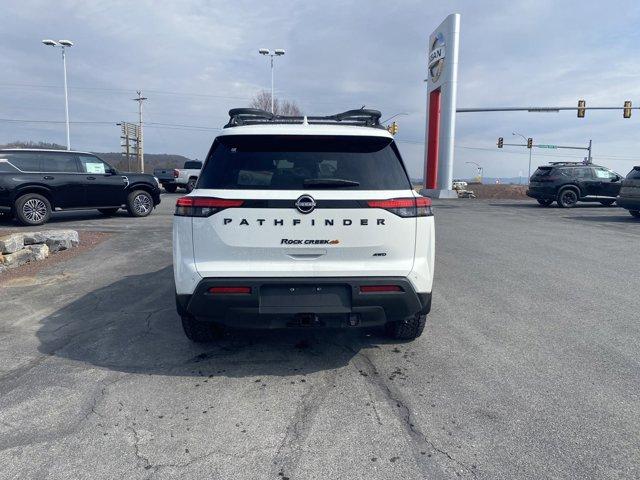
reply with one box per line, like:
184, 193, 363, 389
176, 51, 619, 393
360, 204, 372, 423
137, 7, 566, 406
184, 161, 202, 169
533, 167, 554, 177
198, 135, 411, 190
626, 167, 640, 180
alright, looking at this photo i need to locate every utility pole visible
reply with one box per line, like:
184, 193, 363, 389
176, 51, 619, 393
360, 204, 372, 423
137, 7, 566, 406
587, 139, 592, 164
132, 91, 147, 172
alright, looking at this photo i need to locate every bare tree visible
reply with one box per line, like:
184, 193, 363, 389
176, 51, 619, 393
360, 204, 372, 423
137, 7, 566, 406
1, 140, 65, 150
250, 90, 302, 116
279, 100, 302, 116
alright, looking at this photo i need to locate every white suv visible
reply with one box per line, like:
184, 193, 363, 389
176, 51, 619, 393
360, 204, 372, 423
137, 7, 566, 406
173, 109, 434, 342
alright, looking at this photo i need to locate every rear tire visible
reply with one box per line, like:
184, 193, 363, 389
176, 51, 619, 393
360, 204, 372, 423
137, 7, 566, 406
599, 200, 615, 207
98, 208, 119, 216
164, 184, 177, 193
15, 193, 51, 226
186, 177, 197, 193
557, 188, 579, 208
126, 190, 153, 217
536, 199, 554, 207
629, 210, 640, 218
181, 315, 221, 343
385, 314, 426, 341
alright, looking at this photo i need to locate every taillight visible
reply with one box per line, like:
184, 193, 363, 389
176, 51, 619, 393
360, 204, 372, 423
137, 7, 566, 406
172, 169, 179, 178
367, 197, 433, 217
208, 286, 251, 294
360, 285, 403, 293
174, 197, 244, 217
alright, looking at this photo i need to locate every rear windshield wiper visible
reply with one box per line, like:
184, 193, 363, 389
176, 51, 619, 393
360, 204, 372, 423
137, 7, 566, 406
303, 178, 360, 188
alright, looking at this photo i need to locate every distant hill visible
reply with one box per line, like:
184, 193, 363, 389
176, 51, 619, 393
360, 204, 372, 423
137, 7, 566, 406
411, 177, 528, 186
96, 153, 194, 174
463, 177, 528, 185
0, 141, 194, 174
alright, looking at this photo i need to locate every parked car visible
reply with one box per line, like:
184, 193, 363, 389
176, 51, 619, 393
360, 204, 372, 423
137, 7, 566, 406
526, 162, 623, 208
0, 149, 161, 226
616, 166, 640, 219
173, 108, 434, 342
154, 160, 202, 193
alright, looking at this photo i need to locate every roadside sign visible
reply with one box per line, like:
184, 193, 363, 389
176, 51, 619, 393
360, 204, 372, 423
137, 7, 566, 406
536, 144, 557, 149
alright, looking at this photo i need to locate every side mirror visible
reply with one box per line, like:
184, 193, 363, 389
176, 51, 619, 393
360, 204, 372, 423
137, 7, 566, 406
612, 175, 620, 182
107, 167, 118, 175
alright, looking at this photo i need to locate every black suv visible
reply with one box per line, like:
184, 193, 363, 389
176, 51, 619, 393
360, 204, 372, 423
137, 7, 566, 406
526, 162, 623, 208
616, 166, 640, 218
0, 149, 161, 225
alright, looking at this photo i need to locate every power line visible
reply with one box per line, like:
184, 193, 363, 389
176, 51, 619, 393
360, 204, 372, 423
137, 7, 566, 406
0, 82, 343, 106
0, 117, 221, 131
0, 82, 252, 100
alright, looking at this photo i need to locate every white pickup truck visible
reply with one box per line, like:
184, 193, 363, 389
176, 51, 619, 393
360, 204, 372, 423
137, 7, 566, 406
154, 160, 202, 193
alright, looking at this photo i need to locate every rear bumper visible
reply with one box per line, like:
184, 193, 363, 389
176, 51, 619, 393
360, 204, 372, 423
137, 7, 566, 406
177, 277, 432, 329
616, 196, 640, 211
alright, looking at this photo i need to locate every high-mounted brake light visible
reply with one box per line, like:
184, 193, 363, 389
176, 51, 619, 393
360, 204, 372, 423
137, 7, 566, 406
360, 285, 403, 293
366, 197, 433, 217
175, 197, 244, 217
208, 286, 251, 294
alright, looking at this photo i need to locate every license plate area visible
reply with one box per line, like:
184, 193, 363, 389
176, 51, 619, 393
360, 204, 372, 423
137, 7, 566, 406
259, 285, 351, 314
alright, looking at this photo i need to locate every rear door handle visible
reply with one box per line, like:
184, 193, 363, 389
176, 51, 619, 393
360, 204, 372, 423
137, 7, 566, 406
87, 176, 96, 180
43, 176, 54, 180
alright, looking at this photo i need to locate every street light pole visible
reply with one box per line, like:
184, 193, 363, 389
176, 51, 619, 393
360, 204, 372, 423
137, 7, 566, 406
42, 39, 74, 150
381, 112, 408, 124
259, 48, 285, 114
270, 55, 274, 113
133, 91, 148, 173
61, 47, 70, 150
513, 131, 532, 182
466, 161, 483, 183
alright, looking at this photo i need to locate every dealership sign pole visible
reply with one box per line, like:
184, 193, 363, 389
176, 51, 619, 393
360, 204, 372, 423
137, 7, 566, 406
421, 13, 460, 198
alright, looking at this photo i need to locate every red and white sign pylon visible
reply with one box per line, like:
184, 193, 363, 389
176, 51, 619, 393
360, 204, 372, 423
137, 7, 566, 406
421, 13, 460, 198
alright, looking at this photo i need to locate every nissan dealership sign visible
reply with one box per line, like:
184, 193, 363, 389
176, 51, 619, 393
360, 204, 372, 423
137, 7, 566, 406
422, 14, 460, 197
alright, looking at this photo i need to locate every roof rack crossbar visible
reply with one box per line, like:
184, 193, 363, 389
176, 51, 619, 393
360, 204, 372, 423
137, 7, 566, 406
224, 108, 384, 129
548, 161, 587, 165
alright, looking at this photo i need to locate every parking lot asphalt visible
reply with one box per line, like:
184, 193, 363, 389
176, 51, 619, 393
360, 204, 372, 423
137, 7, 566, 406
1, 196, 639, 480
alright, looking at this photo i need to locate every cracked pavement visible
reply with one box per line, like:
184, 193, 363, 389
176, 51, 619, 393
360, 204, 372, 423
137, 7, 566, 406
1, 197, 639, 479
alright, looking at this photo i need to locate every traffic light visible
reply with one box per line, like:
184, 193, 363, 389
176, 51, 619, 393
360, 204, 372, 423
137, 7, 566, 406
623, 100, 632, 119
387, 122, 398, 135
577, 99, 586, 118
527, 138, 533, 149
497, 137, 503, 148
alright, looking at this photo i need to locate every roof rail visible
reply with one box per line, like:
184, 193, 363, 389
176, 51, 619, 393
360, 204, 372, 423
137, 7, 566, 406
224, 108, 384, 129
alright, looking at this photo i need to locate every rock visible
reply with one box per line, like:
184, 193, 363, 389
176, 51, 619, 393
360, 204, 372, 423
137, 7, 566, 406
1, 248, 36, 269
23, 230, 79, 252
0, 233, 25, 254
25, 244, 49, 261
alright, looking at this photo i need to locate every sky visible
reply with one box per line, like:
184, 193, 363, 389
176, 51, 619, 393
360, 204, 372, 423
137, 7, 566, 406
1, 0, 639, 180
